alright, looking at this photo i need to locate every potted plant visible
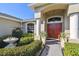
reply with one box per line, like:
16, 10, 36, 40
40, 32, 47, 45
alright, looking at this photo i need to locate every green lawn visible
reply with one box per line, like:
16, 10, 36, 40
64, 43, 79, 56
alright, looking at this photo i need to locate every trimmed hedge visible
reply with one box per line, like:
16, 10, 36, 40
18, 37, 34, 46
64, 43, 79, 56
0, 40, 42, 56
22, 33, 34, 37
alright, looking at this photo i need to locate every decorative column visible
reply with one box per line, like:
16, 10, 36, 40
20, 21, 23, 31
34, 19, 41, 40
25, 23, 28, 33
70, 13, 79, 39
34, 12, 41, 40
40, 20, 46, 44
41, 20, 45, 32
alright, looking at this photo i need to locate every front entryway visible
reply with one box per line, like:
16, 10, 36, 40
47, 16, 62, 39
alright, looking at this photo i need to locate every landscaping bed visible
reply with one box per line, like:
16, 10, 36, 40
17, 33, 34, 46
0, 40, 42, 56
0, 28, 42, 56
22, 33, 34, 37
17, 37, 34, 46
64, 43, 79, 56
0, 32, 42, 56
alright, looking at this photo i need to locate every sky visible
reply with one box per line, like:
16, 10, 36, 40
0, 3, 34, 20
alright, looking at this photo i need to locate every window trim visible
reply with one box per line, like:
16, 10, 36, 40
27, 23, 34, 33
47, 16, 63, 24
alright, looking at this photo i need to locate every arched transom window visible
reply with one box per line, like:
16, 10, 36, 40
48, 16, 62, 22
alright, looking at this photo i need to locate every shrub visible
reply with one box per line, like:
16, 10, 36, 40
18, 37, 34, 46
64, 43, 79, 56
0, 40, 42, 56
22, 33, 34, 37
12, 28, 23, 38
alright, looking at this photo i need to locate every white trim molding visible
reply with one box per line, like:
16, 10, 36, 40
47, 16, 63, 23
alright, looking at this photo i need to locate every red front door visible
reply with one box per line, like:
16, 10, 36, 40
47, 23, 62, 39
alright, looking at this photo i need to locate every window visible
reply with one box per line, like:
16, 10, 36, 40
48, 17, 61, 22
27, 23, 34, 33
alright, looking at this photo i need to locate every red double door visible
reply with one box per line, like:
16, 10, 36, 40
47, 23, 62, 39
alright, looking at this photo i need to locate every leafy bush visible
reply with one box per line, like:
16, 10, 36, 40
0, 40, 42, 56
12, 28, 23, 38
64, 43, 79, 56
22, 33, 34, 37
18, 37, 34, 46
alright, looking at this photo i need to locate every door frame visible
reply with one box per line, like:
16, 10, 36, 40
46, 16, 63, 39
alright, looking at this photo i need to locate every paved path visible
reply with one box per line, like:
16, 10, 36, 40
40, 39, 63, 56
5, 43, 16, 48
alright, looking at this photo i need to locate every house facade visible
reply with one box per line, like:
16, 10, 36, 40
0, 13, 35, 36
0, 13, 22, 36
29, 3, 79, 42
0, 3, 79, 43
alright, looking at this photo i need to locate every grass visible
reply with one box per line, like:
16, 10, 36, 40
64, 42, 79, 56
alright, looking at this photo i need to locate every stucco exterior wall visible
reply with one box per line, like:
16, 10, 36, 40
43, 9, 66, 19
68, 4, 79, 15
64, 16, 70, 32
0, 17, 21, 36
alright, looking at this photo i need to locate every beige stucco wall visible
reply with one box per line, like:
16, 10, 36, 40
0, 17, 21, 36
43, 9, 66, 19
68, 4, 79, 15
64, 15, 70, 31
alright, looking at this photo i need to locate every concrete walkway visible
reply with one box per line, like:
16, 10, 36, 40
40, 39, 63, 56
5, 43, 16, 48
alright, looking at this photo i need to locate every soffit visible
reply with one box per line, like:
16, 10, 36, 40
29, 3, 68, 12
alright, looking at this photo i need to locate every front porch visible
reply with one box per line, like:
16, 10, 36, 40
33, 4, 79, 44
33, 4, 68, 42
